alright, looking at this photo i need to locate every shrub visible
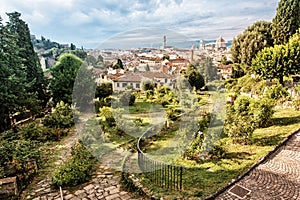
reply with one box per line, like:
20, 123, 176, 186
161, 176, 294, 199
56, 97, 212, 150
0, 139, 40, 186
225, 96, 275, 143
19, 122, 56, 142
43, 101, 74, 140
250, 98, 275, 127
264, 83, 290, 101
51, 141, 96, 187
43, 101, 74, 129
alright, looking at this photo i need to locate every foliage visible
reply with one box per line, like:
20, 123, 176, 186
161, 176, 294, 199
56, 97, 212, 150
7, 12, 49, 108
112, 58, 124, 69
225, 96, 275, 144
0, 12, 48, 132
225, 97, 256, 144
252, 30, 300, 84
141, 78, 155, 91
250, 98, 275, 127
196, 57, 219, 82
95, 82, 113, 106
72, 62, 96, 112
184, 113, 212, 160
121, 91, 136, 106
51, 141, 96, 187
263, 82, 290, 101
184, 64, 205, 90
98, 106, 116, 128
31, 35, 60, 50
272, 0, 300, 45
0, 139, 40, 185
231, 21, 273, 67
50, 53, 83, 104
153, 86, 177, 107
19, 122, 56, 142
43, 101, 74, 140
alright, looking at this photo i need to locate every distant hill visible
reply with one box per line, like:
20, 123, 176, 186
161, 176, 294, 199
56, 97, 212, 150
30, 35, 70, 51
30, 35, 87, 70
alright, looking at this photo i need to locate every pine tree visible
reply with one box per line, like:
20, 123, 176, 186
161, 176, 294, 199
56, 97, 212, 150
272, 0, 300, 45
6, 12, 49, 107
0, 17, 32, 132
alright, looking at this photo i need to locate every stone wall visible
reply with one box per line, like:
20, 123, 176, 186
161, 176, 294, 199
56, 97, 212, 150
0, 176, 18, 199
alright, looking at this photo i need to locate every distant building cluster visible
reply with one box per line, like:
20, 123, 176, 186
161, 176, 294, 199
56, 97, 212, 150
38, 34, 233, 91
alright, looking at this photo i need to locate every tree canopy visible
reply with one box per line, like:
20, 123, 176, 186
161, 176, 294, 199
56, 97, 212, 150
184, 64, 205, 90
272, 0, 300, 45
231, 21, 273, 67
252, 30, 300, 84
0, 12, 48, 132
7, 12, 49, 107
50, 53, 83, 105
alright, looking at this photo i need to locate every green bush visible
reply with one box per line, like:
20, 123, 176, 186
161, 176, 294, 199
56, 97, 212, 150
51, 141, 96, 187
0, 139, 40, 186
225, 96, 275, 143
19, 122, 56, 142
250, 98, 275, 127
264, 83, 290, 101
43, 101, 74, 129
43, 101, 74, 140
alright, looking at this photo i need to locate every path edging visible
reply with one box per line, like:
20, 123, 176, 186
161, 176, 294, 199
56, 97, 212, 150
205, 127, 300, 200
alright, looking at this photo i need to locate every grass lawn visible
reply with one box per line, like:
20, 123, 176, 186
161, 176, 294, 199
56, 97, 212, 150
137, 108, 300, 199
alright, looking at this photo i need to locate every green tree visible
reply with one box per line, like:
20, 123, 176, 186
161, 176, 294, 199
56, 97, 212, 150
70, 43, 76, 50
231, 21, 273, 69
198, 57, 218, 82
86, 55, 97, 66
72, 62, 96, 112
252, 30, 300, 84
7, 12, 49, 107
50, 53, 83, 104
112, 58, 124, 69
0, 16, 37, 132
95, 82, 113, 100
141, 78, 155, 91
272, 0, 300, 45
185, 64, 205, 90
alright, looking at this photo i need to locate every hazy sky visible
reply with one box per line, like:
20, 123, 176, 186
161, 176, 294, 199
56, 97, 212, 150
0, 0, 279, 49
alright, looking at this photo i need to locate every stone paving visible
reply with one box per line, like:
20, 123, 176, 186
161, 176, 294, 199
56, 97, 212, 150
23, 165, 133, 200
216, 131, 300, 200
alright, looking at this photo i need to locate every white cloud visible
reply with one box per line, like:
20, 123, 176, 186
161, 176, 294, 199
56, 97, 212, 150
0, 0, 280, 48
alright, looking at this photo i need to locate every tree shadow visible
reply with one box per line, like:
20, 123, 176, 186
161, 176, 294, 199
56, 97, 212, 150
251, 133, 284, 146
272, 116, 300, 126
223, 151, 251, 159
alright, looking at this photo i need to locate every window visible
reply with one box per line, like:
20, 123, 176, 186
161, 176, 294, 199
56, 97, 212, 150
136, 83, 140, 88
122, 83, 127, 87
117, 83, 120, 87
165, 78, 168, 83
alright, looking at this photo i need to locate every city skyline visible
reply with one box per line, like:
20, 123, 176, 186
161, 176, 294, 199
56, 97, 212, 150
0, 0, 279, 49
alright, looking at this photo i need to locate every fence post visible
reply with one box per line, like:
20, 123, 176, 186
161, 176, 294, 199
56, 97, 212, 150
180, 166, 183, 191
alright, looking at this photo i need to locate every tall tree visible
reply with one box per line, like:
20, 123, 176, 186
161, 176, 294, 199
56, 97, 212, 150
272, 0, 300, 45
184, 64, 205, 90
72, 62, 96, 112
50, 53, 83, 104
6, 12, 49, 107
198, 57, 218, 82
0, 17, 33, 132
231, 21, 273, 67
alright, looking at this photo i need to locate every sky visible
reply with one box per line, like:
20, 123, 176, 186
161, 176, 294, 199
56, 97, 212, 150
0, 0, 280, 49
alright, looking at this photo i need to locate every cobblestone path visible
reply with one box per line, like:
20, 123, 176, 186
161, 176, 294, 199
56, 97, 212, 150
216, 131, 300, 200
20, 132, 135, 200
23, 165, 132, 200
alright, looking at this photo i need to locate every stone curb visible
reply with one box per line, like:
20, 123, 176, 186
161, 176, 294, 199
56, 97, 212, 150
205, 127, 300, 200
